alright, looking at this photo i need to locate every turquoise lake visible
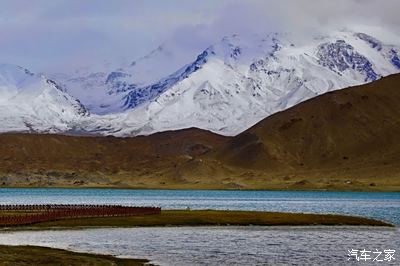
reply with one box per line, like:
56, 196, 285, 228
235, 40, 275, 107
0, 188, 399, 225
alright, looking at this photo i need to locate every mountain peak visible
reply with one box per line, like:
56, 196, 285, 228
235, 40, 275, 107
0, 64, 88, 133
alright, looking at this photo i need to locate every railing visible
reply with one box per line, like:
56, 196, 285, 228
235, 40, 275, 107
0, 205, 161, 226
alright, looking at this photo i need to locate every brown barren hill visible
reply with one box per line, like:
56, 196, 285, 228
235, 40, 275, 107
0, 128, 229, 188
216, 73, 400, 191
1, 74, 400, 191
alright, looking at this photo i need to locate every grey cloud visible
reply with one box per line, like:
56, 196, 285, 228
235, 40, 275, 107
0, 0, 398, 73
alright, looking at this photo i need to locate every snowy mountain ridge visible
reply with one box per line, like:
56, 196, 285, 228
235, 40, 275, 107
79, 29, 400, 136
1, 28, 400, 136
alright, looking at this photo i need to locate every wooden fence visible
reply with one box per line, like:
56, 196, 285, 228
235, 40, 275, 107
0, 205, 161, 226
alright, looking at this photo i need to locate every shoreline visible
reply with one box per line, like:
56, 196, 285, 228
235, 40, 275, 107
1, 186, 400, 192
0, 210, 393, 230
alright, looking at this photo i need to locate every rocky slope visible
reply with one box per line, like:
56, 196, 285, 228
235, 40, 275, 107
214, 73, 400, 190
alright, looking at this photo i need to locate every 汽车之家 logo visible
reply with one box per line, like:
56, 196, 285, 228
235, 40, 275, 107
348, 249, 395, 262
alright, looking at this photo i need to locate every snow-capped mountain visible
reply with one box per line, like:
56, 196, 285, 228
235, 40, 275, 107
79, 29, 400, 136
1, 28, 400, 137
55, 43, 200, 115
0, 64, 87, 133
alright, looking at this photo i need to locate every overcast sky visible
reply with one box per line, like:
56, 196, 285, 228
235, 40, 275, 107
1, 0, 399, 73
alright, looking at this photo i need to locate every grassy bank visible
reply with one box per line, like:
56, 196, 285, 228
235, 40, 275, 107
3, 210, 392, 229
0, 245, 150, 266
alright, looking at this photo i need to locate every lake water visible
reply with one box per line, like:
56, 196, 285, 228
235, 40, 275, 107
0, 227, 398, 265
0, 188, 399, 224
0, 189, 399, 265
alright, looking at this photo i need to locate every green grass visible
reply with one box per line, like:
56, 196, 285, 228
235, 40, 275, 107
0, 245, 150, 266
4, 210, 392, 229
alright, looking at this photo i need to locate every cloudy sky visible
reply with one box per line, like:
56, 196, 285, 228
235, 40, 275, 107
1, 0, 399, 73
